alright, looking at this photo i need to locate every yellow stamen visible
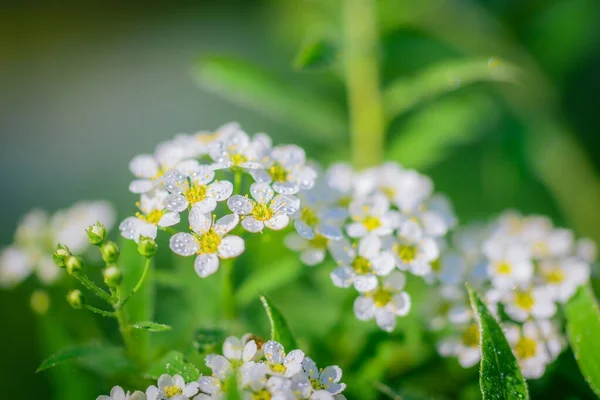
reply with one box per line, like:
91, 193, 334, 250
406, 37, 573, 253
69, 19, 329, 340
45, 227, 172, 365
461, 323, 480, 347
544, 268, 565, 283
381, 186, 396, 199
271, 364, 286, 374
230, 153, 248, 166
394, 244, 417, 263
251, 203, 273, 221
252, 390, 272, 400
184, 183, 207, 204
515, 337, 537, 359
197, 229, 222, 254
300, 207, 319, 226
514, 290, 535, 311
352, 256, 372, 274
496, 262, 512, 275
137, 209, 164, 225
362, 216, 381, 231
163, 385, 183, 398
268, 163, 289, 182
370, 287, 393, 307
309, 234, 328, 249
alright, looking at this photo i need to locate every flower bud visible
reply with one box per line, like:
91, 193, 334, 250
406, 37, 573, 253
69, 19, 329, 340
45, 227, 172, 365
101, 241, 120, 264
87, 222, 107, 245
138, 236, 157, 259
65, 256, 83, 276
66, 290, 84, 309
52, 244, 71, 268
103, 266, 122, 288
30, 290, 50, 315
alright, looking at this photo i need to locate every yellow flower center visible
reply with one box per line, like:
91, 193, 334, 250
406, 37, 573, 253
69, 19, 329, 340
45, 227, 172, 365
197, 229, 222, 254
496, 262, 512, 275
163, 385, 183, 398
515, 337, 537, 359
309, 234, 328, 249
268, 163, 289, 182
461, 323, 480, 347
230, 153, 248, 166
362, 216, 381, 231
271, 363, 287, 374
514, 290, 535, 311
300, 207, 319, 226
138, 209, 164, 225
370, 287, 393, 307
394, 244, 418, 263
337, 196, 352, 207
151, 167, 166, 180
532, 240, 549, 256
381, 186, 396, 199
252, 390, 272, 400
310, 378, 327, 390
252, 203, 273, 221
352, 256, 372, 274
184, 183, 207, 204
544, 268, 565, 283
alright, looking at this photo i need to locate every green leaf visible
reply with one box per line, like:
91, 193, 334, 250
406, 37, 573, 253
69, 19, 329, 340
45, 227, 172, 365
237, 256, 303, 306
383, 57, 520, 119
260, 295, 297, 351
192, 56, 346, 143
466, 284, 529, 400
37, 343, 122, 373
193, 328, 227, 354
146, 351, 200, 382
294, 38, 338, 70
131, 321, 172, 332
565, 284, 600, 396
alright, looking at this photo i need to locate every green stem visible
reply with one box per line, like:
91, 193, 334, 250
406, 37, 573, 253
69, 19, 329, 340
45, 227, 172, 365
118, 258, 151, 308
75, 275, 112, 303
114, 287, 137, 361
343, 0, 385, 169
84, 305, 116, 318
221, 258, 237, 320
234, 170, 242, 193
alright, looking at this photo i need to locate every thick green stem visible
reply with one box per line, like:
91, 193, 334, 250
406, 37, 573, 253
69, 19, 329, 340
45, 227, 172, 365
343, 0, 385, 169
114, 300, 136, 360
221, 258, 236, 320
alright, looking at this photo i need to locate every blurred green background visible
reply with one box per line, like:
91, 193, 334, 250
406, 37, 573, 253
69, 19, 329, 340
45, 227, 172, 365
1, 0, 599, 398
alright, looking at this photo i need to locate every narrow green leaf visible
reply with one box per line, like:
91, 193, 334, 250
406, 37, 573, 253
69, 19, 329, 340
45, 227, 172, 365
294, 38, 338, 70
384, 57, 520, 119
131, 321, 172, 332
466, 284, 529, 400
37, 343, 121, 373
146, 351, 200, 383
192, 56, 346, 143
237, 256, 302, 306
565, 284, 600, 396
194, 328, 227, 354
260, 295, 297, 350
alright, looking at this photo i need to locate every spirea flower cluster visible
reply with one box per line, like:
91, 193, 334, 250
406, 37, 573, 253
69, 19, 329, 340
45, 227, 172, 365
97, 336, 347, 400
434, 211, 595, 378
0, 201, 115, 288
119, 122, 316, 278
284, 162, 456, 332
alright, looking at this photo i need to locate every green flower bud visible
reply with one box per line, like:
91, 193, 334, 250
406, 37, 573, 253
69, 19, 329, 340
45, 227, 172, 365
66, 290, 84, 309
101, 241, 120, 264
30, 290, 51, 315
87, 222, 107, 245
138, 236, 158, 259
103, 266, 122, 288
52, 244, 71, 268
65, 256, 83, 276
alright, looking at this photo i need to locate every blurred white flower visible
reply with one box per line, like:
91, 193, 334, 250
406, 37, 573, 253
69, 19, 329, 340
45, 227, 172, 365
346, 194, 398, 238
437, 322, 481, 368
250, 145, 317, 194
504, 321, 553, 379
120, 188, 179, 242
96, 386, 146, 400
146, 374, 199, 400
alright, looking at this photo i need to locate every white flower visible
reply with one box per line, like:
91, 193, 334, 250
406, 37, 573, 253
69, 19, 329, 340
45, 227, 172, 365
353, 271, 411, 332
284, 233, 329, 266
292, 183, 346, 241
120, 188, 180, 242
169, 206, 244, 278
387, 220, 440, 276
146, 374, 199, 400
0, 247, 33, 288
437, 322, 481, 368
428, 285, 470, 331
353, 162, 405, 200
128, 140, 192, 194
575, 237, 597, 263
329, 235, 395, 292
325, 162, 355, 201
250, 145, 317, 194
389, 169, 433, 213
162, 166, 233, 214
97, 386, 146, 400
483, 239, 533, 290
504, 321, 552, 379
300, 357, 346, 397
346, 194, 398, 238
538, 257, 590, 303
262, 340, 304, 377
500, 286, 557, 322
209, 129, 271, 170
227, 183, 299, 233
429, 251, 466, 285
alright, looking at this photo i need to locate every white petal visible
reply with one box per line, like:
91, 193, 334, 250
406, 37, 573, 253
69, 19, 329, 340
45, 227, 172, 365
190, 164, 215, 185
164, 193, 189, 213
227, 195, 254, 215
183, 382, 200, 397
284, 234, 308, 251
205, 354, 232, 380
223, 336, 243, 360
250, 182, 275, 203
242, 340, 257, 361
265, 214, 290, 230
162, 169, 188, 194
271, 195, 300, 215
198, 377, 221, 395
346, 222, 367, 238
194, 254, 220, 277
294, 219, 315, 239
300, 249, 325, 266
353, 296, 375, 320
214, 213, 239, 235
375, 308, 397, 332
370, 252, 395, 276
328, 238, 355, 265
318, 224, 344, 240
194, 198, 218, 214
129, 179, 155, 194
241, 217, 264, 233
353, 275, 378, 292
129, 155, 159, 178
250, 168, 272, 183
170, 232, 199, 256
218, 236, 245, 258
208, 181, 233, 201
358, 234, 381, 258
330, 266, 354, 288
263, 341, 285, 365
158, 212, 180, 227
391, 292, 411, 316
384, 271, 406, 291
189, 207, 212, 234
320, 366, 342, 385
272, 181, 299, 194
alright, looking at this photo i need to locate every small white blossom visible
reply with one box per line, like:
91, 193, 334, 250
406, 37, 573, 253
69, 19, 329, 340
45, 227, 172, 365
263, 340, 305, 378
504, 321, 553, 379
483, 239, 533, 290
209, 129, 271, 170
498, 286, 557, 322
120, 188, 180, 243
387, 220, 440, 276
298, 357, 346, 398
284, 233, 329, 266
146, 374, 199, 400
250, 145, 317, 194
437, 322, 481, 368
538, 257, 590, 303
346, 194, 398, 238
97, 386, 146, 400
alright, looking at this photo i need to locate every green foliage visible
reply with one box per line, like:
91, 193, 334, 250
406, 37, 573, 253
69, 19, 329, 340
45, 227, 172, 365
146, 351, 200, 382
294, 37, 338, 70
260, 295, 297, 351
467, 284, 529, 400
37, 343, 123, 373
225, 373, 242, 400
565, 284, 600, 396
193, 328, 227, 355
131, 322, 172, 332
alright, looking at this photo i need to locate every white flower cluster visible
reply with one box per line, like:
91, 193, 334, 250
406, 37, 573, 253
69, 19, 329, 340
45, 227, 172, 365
284, 162, 456, 332
435, 211, 596, 378
97, 336, 347, 400
0, 201, 115, 288
119, 122, 316, 278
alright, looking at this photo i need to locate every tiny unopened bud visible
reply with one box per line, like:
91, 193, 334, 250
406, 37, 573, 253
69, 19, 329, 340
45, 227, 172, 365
101, 241, 120, 264
138, 236, 157, 259
103, 266, 122, 288
66, 290, 84, 309
65, 256, 83, 276
52, 244, 71, 268
87, 222, 107, 245
30, 290, 51, 315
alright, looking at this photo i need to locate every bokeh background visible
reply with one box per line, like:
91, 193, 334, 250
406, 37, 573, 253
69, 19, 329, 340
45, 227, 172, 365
1, 0, 599, 398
